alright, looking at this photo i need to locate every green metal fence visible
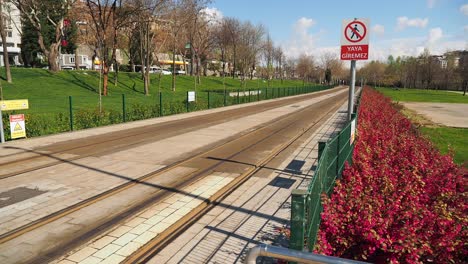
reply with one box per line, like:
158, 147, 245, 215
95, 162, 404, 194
289, 94, 361, 253
1, 85, 333, 141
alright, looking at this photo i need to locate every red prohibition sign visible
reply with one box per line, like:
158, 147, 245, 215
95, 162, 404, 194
344, 21, 367, 43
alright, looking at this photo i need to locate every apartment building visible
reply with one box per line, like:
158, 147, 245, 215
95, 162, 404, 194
0, 2, 22, 66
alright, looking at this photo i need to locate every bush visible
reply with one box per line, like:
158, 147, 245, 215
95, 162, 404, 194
316, 87, 467, 263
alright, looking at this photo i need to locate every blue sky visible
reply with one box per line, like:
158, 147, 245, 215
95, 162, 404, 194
206, 0, 468, 61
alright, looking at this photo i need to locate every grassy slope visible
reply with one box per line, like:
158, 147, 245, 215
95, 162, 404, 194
420, 127, 468, 167
376, 87, 468, 167
0, 68, 312, 114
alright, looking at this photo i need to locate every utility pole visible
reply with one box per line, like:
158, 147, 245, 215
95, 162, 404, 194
347, 60, 356, 121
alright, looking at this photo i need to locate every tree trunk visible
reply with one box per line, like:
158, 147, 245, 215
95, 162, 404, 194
171, 44, 176, 92
114, 60, 119, 87
221, 49, 225, 77
0, 0, 11, 83
47, 45, 60, 72
232, 47, 236, 78
102, 65, 109, 96
463, 81, 467, 96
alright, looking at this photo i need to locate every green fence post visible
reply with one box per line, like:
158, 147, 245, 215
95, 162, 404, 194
248, 89, 251, 102
224, 90, 227, 106
257, 89, 260, 101
122, 94, 126, 122
318, 141, 326, 161
185, 91, 189, 113
266, 87, 268, 100
68, 96, 73, 131
237, 89, 240, 104
159, 92, 163, 117
336, 133, 341, 177
290, 189, 307, 252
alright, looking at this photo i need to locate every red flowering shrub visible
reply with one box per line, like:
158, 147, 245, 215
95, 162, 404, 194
316, 87, 467, 263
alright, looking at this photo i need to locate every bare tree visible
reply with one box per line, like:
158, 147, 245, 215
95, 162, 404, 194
85, 0, 137, 96
320, 52, 344, 85
236, 21, 264, 86
223, 17, 240, 78
419, 48, 439, 89
296, 54, 314, 85
263, 34, 274, 87
273, 46, 284, 83
191, 8, 217, 79
213, 18, 231, 77
12, 0, 76, 72
0, 0, 11, 82
358, 60, 386, 87
459, 51, 468, 95
129, 0, 165, 95
163, 0, 202, 91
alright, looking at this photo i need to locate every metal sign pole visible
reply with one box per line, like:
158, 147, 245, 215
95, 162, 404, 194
0, 108, 5, 143
348, 60, 356, 121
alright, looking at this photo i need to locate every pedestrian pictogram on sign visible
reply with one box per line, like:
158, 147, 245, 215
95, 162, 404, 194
340, 18, 370, 61
345, 21, 367, 43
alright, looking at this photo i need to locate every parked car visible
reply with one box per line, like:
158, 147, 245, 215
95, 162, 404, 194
153, 68, 172, 75
169, 68, 186, 75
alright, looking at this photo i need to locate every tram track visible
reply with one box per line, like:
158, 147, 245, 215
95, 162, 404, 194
0, 87, 343, 180
123, 95, 347, 263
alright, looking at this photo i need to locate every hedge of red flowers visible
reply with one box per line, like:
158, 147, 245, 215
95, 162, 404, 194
316, 87, 467, 263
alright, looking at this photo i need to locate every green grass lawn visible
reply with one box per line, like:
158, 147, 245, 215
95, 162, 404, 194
420, 127, 468, 168
376, 87, 468, 103
376, 87, 468, 168
0, 68, 327, 139
0, 68, 315, 115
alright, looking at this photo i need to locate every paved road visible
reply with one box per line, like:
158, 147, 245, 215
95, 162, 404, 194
401, 102, 468, 128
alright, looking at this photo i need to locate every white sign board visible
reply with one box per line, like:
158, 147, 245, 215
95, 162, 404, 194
350, 119, 356, 144
340, 18, 370, 60
188, 91, 196, 102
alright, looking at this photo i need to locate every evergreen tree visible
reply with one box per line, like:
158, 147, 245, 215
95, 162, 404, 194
13, 0, 75, 71
20, 15, 42, 67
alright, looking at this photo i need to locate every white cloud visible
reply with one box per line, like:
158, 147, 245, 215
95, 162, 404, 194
427, 27, 443, 43
372, 24, 385, 36
282, 17, 320, 59
427, 0, 436, 8
369, 27, 465, 62
201, 7, 223, 24
293, 17, 316, 34
396, 17, 429, 31
461, 4, 468, 16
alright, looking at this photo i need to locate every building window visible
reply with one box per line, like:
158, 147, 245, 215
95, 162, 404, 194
7, 31, 12, 38
70, 57, 75, 63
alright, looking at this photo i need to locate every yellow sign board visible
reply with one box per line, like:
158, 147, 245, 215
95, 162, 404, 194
10, 114, 26, 139
0, 100, 29, 111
